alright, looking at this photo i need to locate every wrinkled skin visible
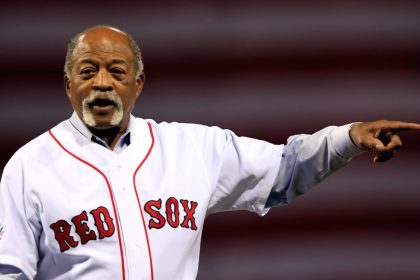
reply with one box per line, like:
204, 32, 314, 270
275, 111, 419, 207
65, 27, 144, 149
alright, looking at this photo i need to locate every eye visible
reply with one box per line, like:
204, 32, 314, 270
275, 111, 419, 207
80, 68, 96, 79
111, 68, 126, 75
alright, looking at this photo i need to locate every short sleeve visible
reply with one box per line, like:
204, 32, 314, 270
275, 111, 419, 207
202, 127, 284, 216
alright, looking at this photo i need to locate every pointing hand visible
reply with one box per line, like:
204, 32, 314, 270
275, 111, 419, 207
349, 120, 420, 162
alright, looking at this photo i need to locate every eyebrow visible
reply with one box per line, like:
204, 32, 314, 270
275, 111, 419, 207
79, 59, 97, 66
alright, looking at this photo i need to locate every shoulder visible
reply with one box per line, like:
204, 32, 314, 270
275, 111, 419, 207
143, 118, 207, 131
2, 120, 73, 175
142, 118, 229, 142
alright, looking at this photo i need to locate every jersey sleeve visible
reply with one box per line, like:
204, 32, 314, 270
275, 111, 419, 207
0, 154, 40, 280
201, 126, 284, 216
202, 123, 362, 216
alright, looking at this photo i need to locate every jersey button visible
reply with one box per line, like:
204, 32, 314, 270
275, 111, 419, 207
133, 244, 141, 255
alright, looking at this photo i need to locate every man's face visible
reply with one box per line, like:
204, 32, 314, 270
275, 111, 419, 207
65, 28, 144, 130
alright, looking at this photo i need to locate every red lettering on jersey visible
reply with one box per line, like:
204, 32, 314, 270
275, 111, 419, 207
72, 211, 97, 245
166, 197, 180, 228
90, 206, 115, 239
144, 198, 199, 231
50, 206, 116, 252
50, 220, 79, 252
144, 199, 165, 229
180, 200, 198, 230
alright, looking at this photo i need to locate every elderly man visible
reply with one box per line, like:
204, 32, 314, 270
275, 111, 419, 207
0, 25, 419, 280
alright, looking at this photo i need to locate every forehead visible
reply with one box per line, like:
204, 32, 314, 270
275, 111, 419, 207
73, 28, 133, 64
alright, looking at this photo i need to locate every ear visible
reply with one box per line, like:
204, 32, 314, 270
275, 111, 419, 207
135, 73, 145, 98
64, 75, 71, 97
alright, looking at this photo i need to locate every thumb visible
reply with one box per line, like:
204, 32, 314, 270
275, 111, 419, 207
364, 136, 387, 152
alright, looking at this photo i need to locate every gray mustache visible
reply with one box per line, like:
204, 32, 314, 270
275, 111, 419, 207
84, 92, 122, 110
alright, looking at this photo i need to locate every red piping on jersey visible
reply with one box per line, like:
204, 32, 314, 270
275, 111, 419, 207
48, 129, 126, 280
132, 122, 155, 280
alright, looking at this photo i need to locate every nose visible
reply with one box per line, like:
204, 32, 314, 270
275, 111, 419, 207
93, 69, 113, 92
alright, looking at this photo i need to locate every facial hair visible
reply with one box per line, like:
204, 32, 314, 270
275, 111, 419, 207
81, 91, 124, 128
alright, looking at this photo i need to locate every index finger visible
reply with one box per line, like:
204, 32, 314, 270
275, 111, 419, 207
386, 121, 420, 132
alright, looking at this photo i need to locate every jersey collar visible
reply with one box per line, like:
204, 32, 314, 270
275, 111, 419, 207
69, 111, 133, 153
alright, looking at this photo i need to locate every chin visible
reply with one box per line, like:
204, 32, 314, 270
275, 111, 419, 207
83, 112, 124, 130
82, 102, 124, 128
91, 118, 122, 130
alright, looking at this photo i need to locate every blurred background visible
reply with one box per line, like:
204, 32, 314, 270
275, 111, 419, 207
1, 0, 419, 279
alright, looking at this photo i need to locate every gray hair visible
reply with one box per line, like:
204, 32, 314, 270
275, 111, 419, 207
64, 25, 144, 77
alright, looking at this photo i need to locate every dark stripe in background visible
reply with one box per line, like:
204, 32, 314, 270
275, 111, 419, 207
1, 1, 419, 279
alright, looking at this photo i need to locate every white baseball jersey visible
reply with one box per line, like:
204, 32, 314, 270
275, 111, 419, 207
0, 113, 361, 279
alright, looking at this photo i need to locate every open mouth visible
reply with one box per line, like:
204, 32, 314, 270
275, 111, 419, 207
81, 92, 124, 127
88, 98, 117, 108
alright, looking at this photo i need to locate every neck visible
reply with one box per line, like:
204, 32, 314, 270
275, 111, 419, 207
89, 126, 126, 150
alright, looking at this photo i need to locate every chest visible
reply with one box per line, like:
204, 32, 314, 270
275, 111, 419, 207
28, 139, 210, 273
